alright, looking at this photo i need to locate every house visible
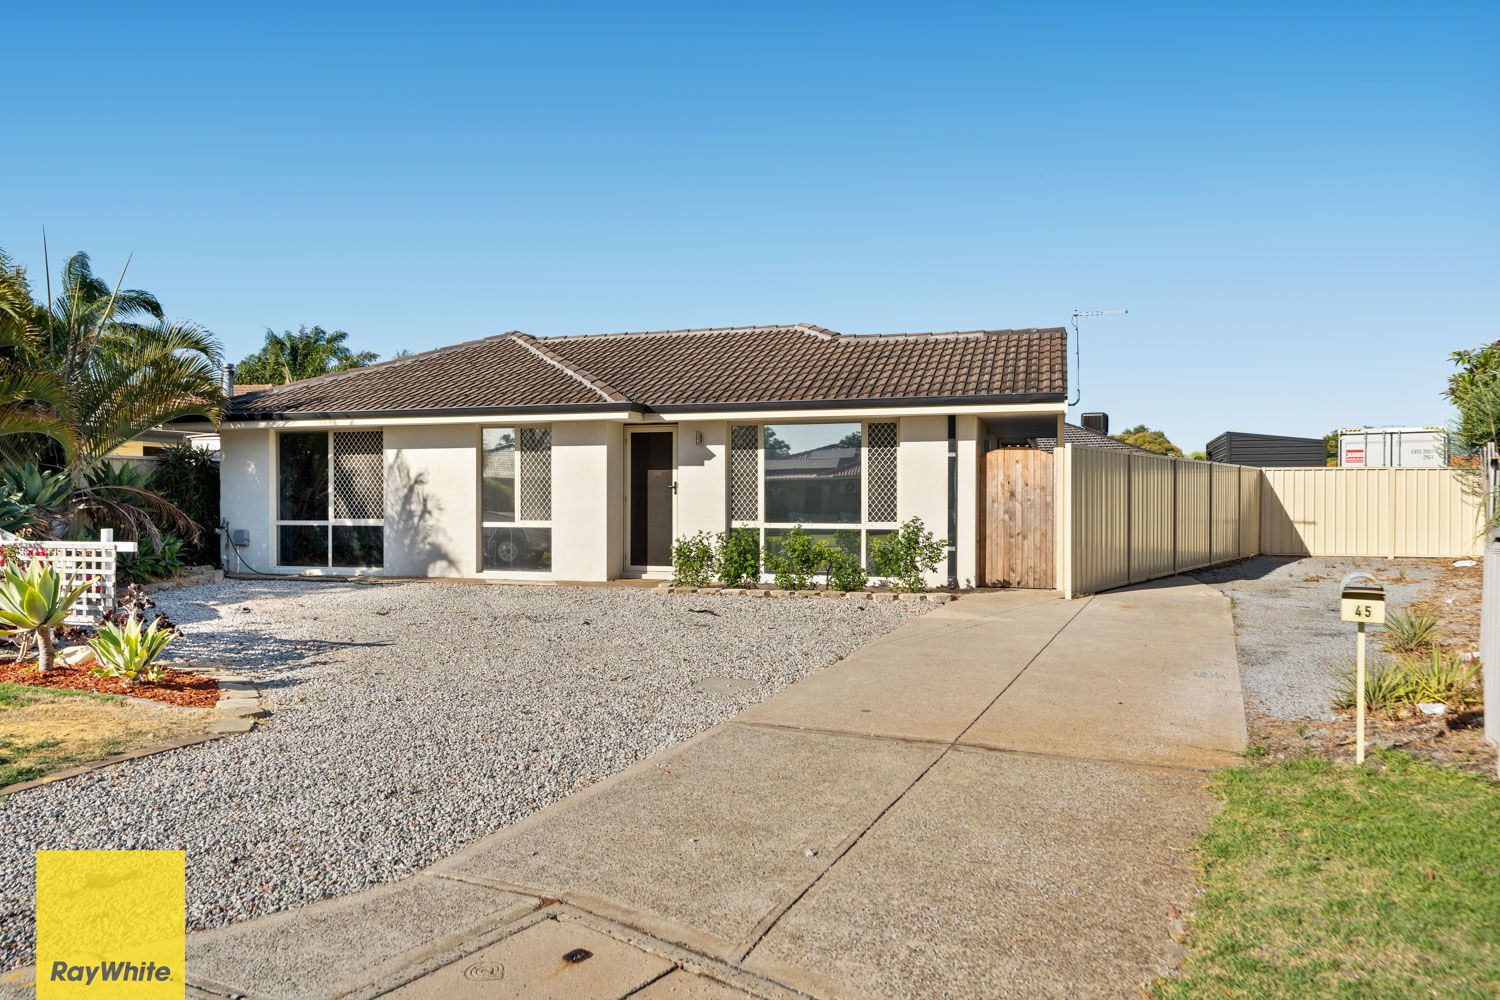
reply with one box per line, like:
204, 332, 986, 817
1028, 422, 1157, 456
212, 324, 1068, 587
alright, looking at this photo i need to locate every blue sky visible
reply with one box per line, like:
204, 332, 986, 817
7, 1, 1497, 450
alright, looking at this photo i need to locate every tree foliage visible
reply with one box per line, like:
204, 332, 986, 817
1114, 424, 1184, 458
235, 325, 379, 384
0, 244, 219, 543
0, 245, 223, 471
1445, 341, 1500, 406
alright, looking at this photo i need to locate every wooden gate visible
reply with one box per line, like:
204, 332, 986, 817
979, 448, 1054, 588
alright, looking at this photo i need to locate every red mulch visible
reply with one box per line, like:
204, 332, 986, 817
0, 659, 219, 709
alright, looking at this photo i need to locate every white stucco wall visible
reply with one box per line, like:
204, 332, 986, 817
551, 420, 622, 581
675, 420, 728, 540
383, 424, 478, 578
219, 408, 1013, 588
218, 427, 274, 574
897, 414, 951, 588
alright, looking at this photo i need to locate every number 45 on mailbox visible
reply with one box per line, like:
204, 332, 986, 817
1341, 577, 1386, 625
1340, 573, 1386, 765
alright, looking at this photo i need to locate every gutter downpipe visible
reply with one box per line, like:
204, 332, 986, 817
947, 414, 958, 589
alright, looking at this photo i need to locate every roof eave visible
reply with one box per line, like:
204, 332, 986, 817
224, 401, 644, 423
646, 392, 1066, 414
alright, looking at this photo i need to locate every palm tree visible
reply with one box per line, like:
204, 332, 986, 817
41, 250, 225, 470
0, 250, 73, 458
0, 244, 223, 542
236, 325, 379, 384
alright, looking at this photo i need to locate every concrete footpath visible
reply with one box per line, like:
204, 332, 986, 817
36, 578, 1249, 999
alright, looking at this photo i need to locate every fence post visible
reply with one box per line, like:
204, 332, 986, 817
1483, 538, 1500, 777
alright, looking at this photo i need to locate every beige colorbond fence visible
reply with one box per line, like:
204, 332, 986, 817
1060, 446, 1484, 596
1260, 467, 1483, 558
1060, 445, 1261, 596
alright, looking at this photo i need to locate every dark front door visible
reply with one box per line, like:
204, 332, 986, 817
630, 431, 674, 566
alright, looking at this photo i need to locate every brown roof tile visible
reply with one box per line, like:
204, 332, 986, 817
1033, 423, 1157, 455
230, 324, 1065, 419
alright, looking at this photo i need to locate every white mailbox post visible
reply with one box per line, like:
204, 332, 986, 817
1340, 572, 1386, 764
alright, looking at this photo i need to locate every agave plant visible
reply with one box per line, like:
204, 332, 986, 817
89, 611, 175, 686
0, 556, 95, 672
0, 461, 73, 510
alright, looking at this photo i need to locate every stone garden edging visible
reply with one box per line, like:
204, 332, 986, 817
654, 583, 957, 603
0, 658, 266, 797
139, 566, 225, 594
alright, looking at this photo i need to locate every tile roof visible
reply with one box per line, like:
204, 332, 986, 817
1032, 423, 1158, 455
229, 324, 1066, 419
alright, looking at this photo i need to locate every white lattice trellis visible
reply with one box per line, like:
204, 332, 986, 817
867, 422, 899, 522
332, 431, 385, 519
0, 530, 136, 625
729, 425, 760, 522
517, 427, 552, 521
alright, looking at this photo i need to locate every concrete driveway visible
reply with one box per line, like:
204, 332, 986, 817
171, 578, 1245, 1000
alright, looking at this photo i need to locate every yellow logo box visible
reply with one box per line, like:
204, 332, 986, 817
36, 850, 185, 1000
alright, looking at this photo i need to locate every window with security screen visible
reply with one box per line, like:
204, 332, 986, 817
727, 420, 899, 573
481, 426, 553, 572
276, 430, 385, 568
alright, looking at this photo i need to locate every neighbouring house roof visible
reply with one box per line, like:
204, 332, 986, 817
227, 324, 1067, 420
1031, 423, 1158, 455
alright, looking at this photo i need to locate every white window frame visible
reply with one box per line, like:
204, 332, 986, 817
477, 424, 554, 577
728, 420, 900, 573
274, 430, 384, 570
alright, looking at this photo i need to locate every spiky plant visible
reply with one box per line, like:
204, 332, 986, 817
89, 611, 175, 686
0, 556, 95, 672
1378, 610, 1443, 657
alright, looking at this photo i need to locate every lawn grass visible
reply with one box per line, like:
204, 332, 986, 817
1156, 751, 1499, 999
0, 682, 128, 787
0, 681, 112, 709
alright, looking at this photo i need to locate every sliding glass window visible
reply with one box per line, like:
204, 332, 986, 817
480, 426, 552, 572
276, 430, 384, 568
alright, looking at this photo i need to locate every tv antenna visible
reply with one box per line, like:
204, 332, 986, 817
1069, 308, 1128, 406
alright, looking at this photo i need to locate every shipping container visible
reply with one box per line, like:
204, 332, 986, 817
1206, 431, 1326, 467
1337, 427, 1448, 468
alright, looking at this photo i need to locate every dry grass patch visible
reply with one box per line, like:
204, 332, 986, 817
0, 682, 211, 789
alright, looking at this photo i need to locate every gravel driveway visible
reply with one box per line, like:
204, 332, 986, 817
0, 579, 926, 971
1194, 557, 1465, 720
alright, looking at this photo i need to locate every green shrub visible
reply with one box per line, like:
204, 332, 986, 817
765, 525, 825, 591
871, 517, 945, 592
1377, 609, 1442, 657
89, 612, 176, 686
118, 535, 185, 584
1333, 647, 1480, 711
824, 545, 868, 592
670, 530, 717, 587
149, 445, 221, 566
0, 461, 73, 510
1404, 647, 1480, 708
716, 529, 760, 587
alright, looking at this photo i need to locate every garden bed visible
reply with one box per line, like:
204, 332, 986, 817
0, 659, 219, 709
1196, 556, 1492, 775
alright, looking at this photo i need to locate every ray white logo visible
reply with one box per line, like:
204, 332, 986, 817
49, 960, 173, 985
